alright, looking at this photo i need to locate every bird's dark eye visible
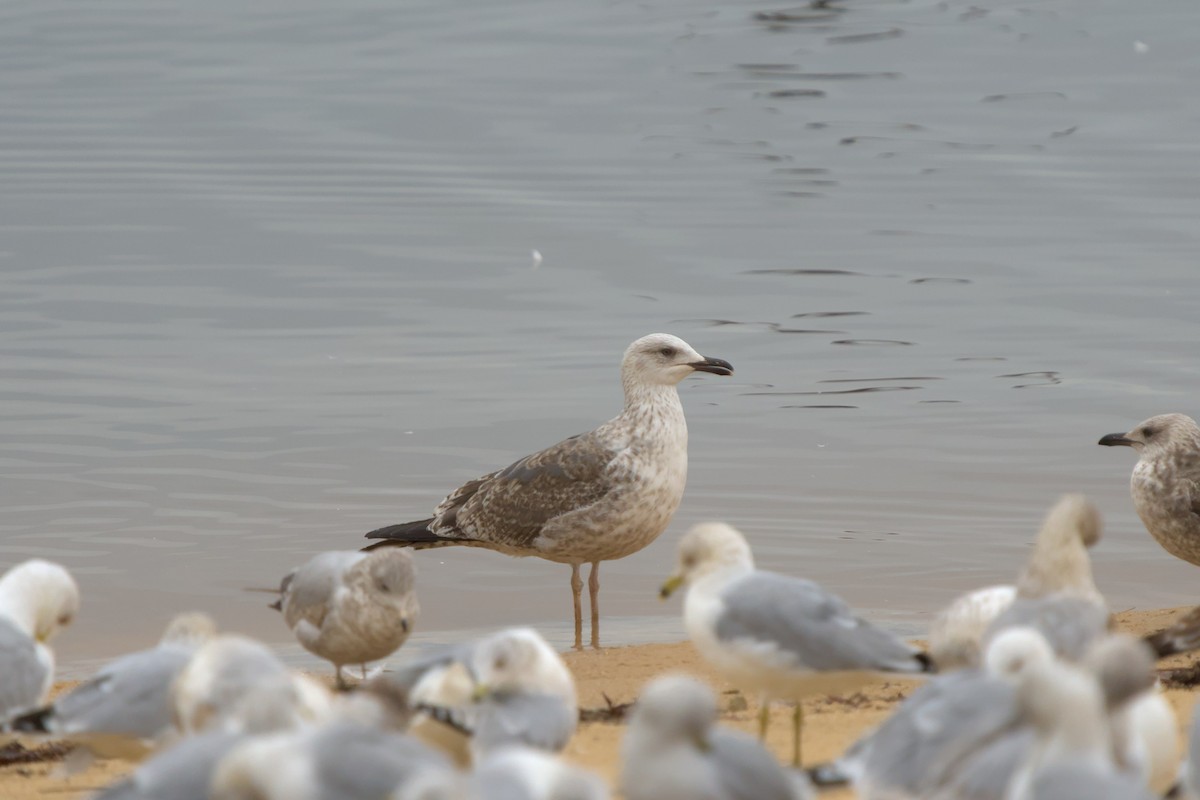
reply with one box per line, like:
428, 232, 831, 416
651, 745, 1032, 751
659, 347, 676, 358
1142, 427, 1155, 438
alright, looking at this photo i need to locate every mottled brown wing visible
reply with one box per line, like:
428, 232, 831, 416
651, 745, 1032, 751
429, 431, 618, 550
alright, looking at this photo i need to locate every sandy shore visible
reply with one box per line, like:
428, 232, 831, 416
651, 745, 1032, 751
3, 606, 1197, 799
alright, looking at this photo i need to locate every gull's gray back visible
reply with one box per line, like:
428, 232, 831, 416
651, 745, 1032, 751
473, 691, 577, 757
283, 551, 364, 623
711, 728, 809, 800
984, 595, 1108, 662
310, 723, 450, 800
1027, 757, 1156, 800
51, 643, 194, 736
93, 731, 243, 800
848, 670, 1020, 798
715, 572, 923, 673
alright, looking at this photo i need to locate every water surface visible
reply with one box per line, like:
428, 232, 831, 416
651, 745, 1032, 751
2, 0, 1200, 673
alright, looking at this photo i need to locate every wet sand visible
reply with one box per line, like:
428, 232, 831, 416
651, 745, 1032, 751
3, 606, 1197, 799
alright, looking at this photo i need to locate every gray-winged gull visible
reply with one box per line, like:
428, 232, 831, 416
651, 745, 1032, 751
929, 494, 1104, 670
660, 522, 931, 766
838, 627, 1053, 800
9, 611, 215, 753
272, 548, 418, 687
210, 720, 452, 800
1099, 413, 1200, 567
362, 333, 733, 649
471, 746, 609, 800
620, 674, 812, 800
171, 633, 332, 734
91, 678, 317, 800
0, 558, 79, 721
390, 627, 576, 764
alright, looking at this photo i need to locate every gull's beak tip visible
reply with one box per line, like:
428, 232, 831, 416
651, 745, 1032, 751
690, 356, 734, 377
1098, 432, 1136, 447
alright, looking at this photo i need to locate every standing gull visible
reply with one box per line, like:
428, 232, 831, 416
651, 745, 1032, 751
272, 548, 419, 688
660, 522, 932, 766
0, 559, 80, 722
1099, 413, 1200, 566
362, 333, 733, 649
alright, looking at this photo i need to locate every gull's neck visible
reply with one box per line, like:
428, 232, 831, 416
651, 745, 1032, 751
620, 377, 685, 425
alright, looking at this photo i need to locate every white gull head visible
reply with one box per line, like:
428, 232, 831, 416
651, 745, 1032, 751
0, 559, 80, 642
661, 522, 755, 598
470, 627, 575, 701
629, 674, 717, 743
620, 333, 733, 391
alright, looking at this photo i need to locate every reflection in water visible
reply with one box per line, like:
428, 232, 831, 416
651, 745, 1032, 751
2, 0, 1200, 671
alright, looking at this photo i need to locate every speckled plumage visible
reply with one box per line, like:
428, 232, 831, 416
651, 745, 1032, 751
1099, 413, 1200, 567
363, 333, 732, 648
278, 549, 418, 685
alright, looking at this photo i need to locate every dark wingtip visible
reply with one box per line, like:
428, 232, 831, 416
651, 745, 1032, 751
805, 762, 852, 787
8, 706, 52, 733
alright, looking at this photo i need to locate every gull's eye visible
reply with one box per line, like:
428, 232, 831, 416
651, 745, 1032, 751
57, 614, 72, 627
682, 554, 696, 568
1142, 427, 1155, 439
659, 347, 677, 358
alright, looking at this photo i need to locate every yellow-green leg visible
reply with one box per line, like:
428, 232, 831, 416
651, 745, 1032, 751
758, 698, 771, 739
792, 703, 804, 766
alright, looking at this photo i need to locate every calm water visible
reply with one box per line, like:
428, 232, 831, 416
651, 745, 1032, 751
3, 0, 1200, 674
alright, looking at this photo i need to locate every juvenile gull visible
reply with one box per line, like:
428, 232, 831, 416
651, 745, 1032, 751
660, 522, 931, 766
272, 548, 418, 688
620, 674, 812, 800
10, 612, 215, 752
0, 559, 80, 721
929, 494, 1104, 670
362, 333, 733, 649
1099, 413, 1200, 566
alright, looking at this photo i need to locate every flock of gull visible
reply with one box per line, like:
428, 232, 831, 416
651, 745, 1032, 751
2, 332, 1200, 800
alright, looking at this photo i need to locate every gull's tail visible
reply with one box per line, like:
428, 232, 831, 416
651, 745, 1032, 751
362, 518, 466, 552
1144, 604, 1200, 659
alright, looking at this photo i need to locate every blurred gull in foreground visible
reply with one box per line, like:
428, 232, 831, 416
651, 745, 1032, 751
389, 627, 576, 764
621, 674, 812, 800
660, 522, 931, 765
929, 494, 1105, 670
272, 548, 419, 688
10, 612, 215, 755
171, 634, 332, 734
0, 559, 80, 722
211, 720, 452, 800
362, 333, 733, 649
91, 678, 318, 800
1099, 413, 1200, 567
472, 746, 608, 800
